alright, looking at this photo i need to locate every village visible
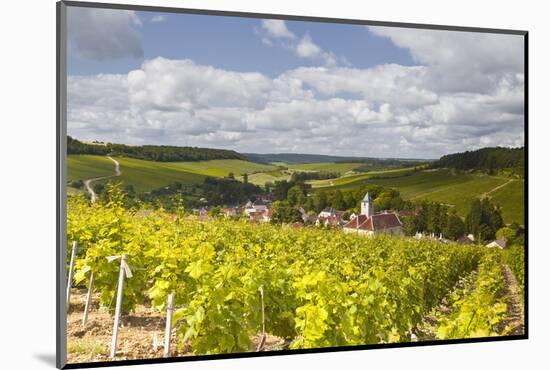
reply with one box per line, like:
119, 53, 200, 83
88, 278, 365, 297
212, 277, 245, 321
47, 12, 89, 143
192, 191, 511, 250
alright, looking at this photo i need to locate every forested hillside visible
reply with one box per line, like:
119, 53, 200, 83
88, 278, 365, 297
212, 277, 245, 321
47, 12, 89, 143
431, 147, 524, 175
67, 136, 245, 162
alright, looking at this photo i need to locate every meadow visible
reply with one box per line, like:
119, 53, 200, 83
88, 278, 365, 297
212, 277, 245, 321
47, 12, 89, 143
67, 155, 278, 192
286, 162, 362, 174
67, 155, 117, 182
489, 180, 525, 225
307, 167, 416, 188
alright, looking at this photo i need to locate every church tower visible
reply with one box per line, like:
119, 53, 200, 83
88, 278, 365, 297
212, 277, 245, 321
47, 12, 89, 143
361, 192, 374, 217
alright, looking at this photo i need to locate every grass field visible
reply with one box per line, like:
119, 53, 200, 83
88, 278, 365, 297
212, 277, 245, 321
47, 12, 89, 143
309, 167, 416, 188
366, 170, 506, 198
286, 162, 361, 174
402, 174, 508, 217
104, 157, 206, 192
243, 169, 291, 185
68, 155, 281, 192
169, 159, 277, 177
67, 155, 117, 182
489, 180, 525, 225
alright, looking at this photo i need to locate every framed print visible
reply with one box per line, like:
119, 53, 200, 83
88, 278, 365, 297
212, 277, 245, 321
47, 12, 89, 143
57, 1, 528, 368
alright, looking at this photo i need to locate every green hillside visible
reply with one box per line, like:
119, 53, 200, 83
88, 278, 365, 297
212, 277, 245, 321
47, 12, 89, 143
67, 155, 281, 193
287, 162, 361, 174
169, 159, 276, 177
313, 168, 523, 224
67, 155, 117, 182
104, 157, 206, 192
489, 180, 525, 225
366, 170, 505, 199
308, 167, 416, 188
244, 169, 291, 186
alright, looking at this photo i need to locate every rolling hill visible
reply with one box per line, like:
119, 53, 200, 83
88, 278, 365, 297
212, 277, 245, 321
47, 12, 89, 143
312, 168, 524, 224
67, 155, 120, 182
67, 155, 279, 192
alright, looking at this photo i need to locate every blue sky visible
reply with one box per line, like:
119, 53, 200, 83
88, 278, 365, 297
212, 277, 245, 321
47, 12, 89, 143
66, 6, 524, 159
69, 11, 415, 76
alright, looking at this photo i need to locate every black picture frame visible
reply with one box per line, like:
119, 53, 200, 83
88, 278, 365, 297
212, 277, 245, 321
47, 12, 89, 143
57, 1, 528, 368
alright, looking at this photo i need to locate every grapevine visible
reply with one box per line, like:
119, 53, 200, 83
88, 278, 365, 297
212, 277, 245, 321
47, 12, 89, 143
68, 184, 492, 354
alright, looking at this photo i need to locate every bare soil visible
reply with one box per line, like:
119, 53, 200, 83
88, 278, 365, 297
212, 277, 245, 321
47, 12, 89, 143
66, 288, 284, 364
500, 265, 525, 335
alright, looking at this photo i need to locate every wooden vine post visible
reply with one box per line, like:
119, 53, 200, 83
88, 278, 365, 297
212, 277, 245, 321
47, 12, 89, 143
256, 286, 266, 352
82, 271, 94, 325
163, 293, 175, 358
66, 241, 78, 311
108, 254, 132, 359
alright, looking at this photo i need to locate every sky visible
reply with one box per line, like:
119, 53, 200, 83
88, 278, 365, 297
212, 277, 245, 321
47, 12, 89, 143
66, 7, 525, 159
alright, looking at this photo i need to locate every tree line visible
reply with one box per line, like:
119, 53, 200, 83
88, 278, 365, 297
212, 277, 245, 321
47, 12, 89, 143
68, 136, 245, 162
268, 179, 405, 218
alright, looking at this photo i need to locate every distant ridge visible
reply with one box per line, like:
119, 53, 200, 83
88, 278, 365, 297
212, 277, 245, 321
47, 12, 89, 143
243, 152, 430, 164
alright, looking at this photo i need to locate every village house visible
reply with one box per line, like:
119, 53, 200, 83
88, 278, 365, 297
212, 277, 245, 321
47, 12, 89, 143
262, 209, 273, 223
486, 237, 507, 249
255, 193, 274, 202
244, 199, 271, 216
241, 199, 272, 223
223, 206, 242, 218
198, 207, 209, 217
316, 207, 347, 227
343, 192, 404, 236
302, 211, 319, 225
457, 234, 476, 245
252, 200, 269, 212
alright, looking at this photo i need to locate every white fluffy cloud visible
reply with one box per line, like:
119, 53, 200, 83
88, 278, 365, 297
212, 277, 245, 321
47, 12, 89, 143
259, 20, 343, 67
68, 34, 524, 159
261, 20, 296, 39
368, 26, 524, 94
68, 7, 143, 61
284, 64, 438, 107
295, 35, 338, 66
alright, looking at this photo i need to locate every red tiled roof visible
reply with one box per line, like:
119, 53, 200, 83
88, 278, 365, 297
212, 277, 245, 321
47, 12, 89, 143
343, 213, 402, 231
457, 235, 473, 244
343, 214, 368, 229
370, 213, 402, 230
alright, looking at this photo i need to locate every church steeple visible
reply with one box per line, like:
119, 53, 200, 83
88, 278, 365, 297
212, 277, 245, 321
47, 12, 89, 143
361, 192, 374, 217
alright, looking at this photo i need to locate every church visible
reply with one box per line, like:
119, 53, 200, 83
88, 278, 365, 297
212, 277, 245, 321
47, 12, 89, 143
343, 192, 404, 236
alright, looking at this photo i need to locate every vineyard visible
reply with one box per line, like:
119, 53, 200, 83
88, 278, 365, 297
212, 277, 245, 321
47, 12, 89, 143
66, 184, 525, 362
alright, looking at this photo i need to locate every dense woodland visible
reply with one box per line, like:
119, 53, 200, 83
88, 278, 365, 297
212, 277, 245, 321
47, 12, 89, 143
340, 159, 428, 172
92, 177, 264, 211
290, 171, 340, 182
67, 136, 245, 162
431, 147, 524, 176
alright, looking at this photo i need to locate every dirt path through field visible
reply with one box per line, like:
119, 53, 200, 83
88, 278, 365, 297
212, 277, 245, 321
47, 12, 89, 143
83, 156, 120, 202
481, 179, 514, 199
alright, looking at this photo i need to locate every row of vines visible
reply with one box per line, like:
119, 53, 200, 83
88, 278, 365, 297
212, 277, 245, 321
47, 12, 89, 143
67, 184, 520, 355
